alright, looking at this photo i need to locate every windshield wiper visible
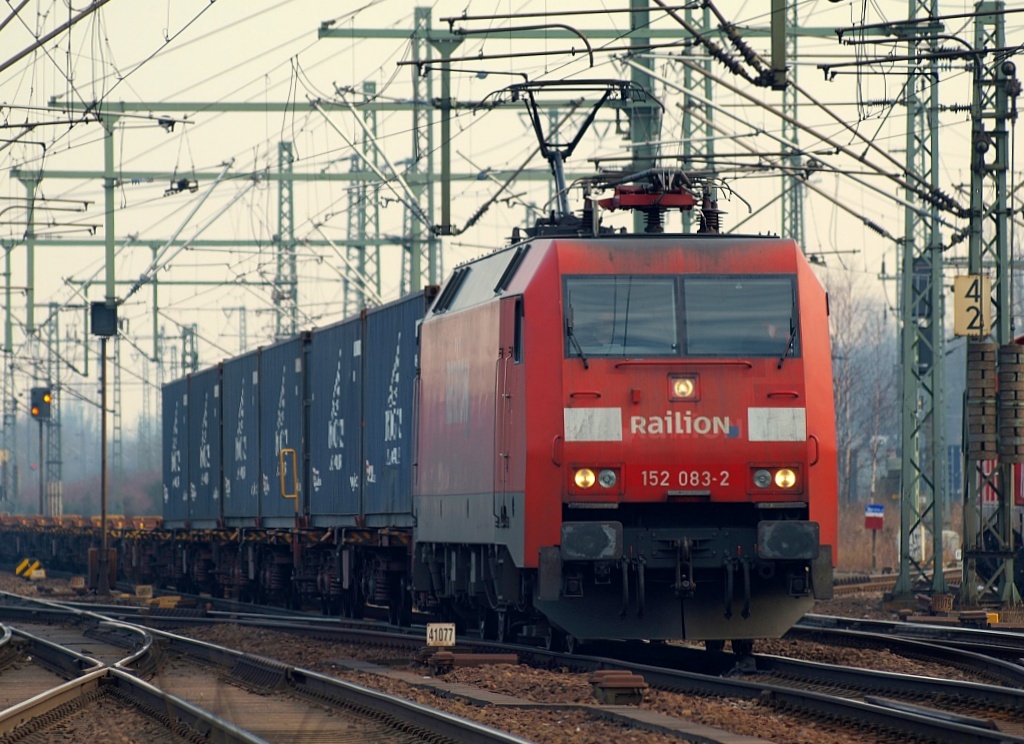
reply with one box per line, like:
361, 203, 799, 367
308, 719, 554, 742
566, 316, 590, 369
777, 316, 797, 370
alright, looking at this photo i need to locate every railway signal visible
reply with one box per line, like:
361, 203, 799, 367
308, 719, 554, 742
29, 387, 52, 420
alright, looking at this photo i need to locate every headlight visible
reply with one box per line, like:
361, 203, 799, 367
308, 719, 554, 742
753, 469, 772, 489
574, 468, 596, 489
598, 469, 617, 488
669, 374, 699, 401
774, 468, 797, 488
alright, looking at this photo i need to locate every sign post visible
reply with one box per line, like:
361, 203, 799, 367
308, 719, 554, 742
952, 275, 992, 337
426, 622, 456, 647
864, 503, 884, 572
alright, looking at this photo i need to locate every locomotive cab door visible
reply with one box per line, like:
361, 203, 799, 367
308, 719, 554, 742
495, 295, 525, 530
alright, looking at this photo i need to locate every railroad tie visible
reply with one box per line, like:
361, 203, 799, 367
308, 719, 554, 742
589, 669, 649, 705
429, 651, 519, 675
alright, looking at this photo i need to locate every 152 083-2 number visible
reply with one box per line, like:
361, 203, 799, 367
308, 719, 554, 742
641, 469, 730, 487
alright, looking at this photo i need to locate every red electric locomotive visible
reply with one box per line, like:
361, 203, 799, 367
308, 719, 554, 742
413, 177, 837, 651
0, 83, 836, 654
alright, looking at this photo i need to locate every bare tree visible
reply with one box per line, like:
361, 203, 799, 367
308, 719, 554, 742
826, 271, 899, 504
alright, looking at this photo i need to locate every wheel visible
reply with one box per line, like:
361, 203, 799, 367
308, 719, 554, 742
440, 600, 468, 634
496, 610, 509, 643
731, 639, 754, 656
543, 627, 564, 653
387, 576, 411, 627
704, 639, 726, 652
346, 580, 365, 619
479, 608, 498, 640
564, 634, 580, 655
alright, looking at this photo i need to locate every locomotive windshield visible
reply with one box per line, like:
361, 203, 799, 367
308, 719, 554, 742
683, 276, 797, 357
564, 276, 678, 357
564, 274, 798, 359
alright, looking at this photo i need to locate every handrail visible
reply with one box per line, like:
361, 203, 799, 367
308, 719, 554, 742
551, 435, 563, 466
614, 359, 753, 369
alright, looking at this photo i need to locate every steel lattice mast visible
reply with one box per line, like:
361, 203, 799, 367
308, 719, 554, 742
274, 142, 297, 340
44, 302, 62, 516
343, 82, 383, 314
415, 6, 444, 290
780, 0, 804, 251
894, 0, 948, 598
628, 0, 661, 234
962, 0, 1021, 606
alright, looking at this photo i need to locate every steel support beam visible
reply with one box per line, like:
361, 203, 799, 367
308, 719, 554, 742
780, 0, 804, 251
44, 303, 62, 516
894, 0, 948, 598
679, 5, 714, 234
962, 1, 1021, 606
628, 0, 661, 234
274, 142, 297, 340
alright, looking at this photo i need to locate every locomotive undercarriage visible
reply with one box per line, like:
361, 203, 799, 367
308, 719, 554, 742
533, 503, 833, 644
2, 504, 829, 649
413, 542, 529, 641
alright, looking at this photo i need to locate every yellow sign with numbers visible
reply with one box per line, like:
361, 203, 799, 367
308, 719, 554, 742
953, 275, 991, 337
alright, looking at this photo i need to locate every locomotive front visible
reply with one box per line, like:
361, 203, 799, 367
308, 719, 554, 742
534, 234, 837, 646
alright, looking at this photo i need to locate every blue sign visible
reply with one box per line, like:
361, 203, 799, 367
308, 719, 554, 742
865, 503, 884, 517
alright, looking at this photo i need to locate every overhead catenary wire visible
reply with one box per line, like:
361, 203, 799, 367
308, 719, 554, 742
625, 56, 963, 234
656, 66, 931, 223
4, 1, 1015, 429
681, 105, 900, 245
123, 159, 241, 302
2, 0, 224, 173
309, 224, 385, 307
650, 1, 968, 215
672, 55, 965, 218
0, 4, 411, 429
0, 0, 115, 76
311, 97, 433, 233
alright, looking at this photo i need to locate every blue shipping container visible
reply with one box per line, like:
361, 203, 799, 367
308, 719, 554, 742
221, 351, 260, 524
161, 377, 190, 527
308, 318, 362, 522
361, 292, 428, 525
187, 366, 222, 527
259, 338, 305, 525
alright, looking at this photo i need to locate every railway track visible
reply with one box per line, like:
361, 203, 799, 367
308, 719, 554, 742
103, 606, 1024, 742
0, 612, 258, 744
744, 651, 1024, 739
0, 623, 79, 712
148, 618, 1024, 744
565, 638, 1024, 744
785, 622, 1024, 688
5, 582, 1024, 743
830, 569, 963, 596
0, 593, 531, 744
798, 612, 1024, 662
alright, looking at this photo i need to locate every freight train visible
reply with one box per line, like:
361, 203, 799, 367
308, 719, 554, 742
0, 168, 839, 653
